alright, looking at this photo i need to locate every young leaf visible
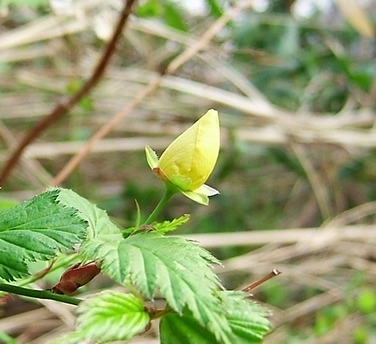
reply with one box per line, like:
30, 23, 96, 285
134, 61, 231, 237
153, 214, 190, 234
122, 214, 190, 237
0, 189, 87, 281
59, 291, 150, 343
160, 292, 271, 344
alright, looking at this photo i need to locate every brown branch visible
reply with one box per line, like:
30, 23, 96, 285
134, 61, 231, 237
0, 0, 138, 185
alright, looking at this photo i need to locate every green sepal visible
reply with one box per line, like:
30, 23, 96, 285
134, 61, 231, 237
145, 145, 159, 169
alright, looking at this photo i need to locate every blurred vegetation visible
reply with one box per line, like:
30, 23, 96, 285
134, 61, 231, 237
0, 0, 376, 343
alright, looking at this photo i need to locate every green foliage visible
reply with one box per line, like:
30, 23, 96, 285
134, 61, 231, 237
153, 214, 190, 234
357, 288, 376, 315
75, 227, 270, 343
82, 231, 234, 343
61, 291, 150, 343
160, 0, 188, 32
8, 188, 269, 343
0, 189, 87, 281
66, 79, 93, 111
0, 331, 21, 344
222, 291, 271, 342
0, 197, 19, 212
204, 0, 224, 18
135, 0, 163, 17
309, 286, 376, 342
57, 187, 121, 240
313, 304, 347, 336
0, 0, 48, 8
353, 326, 368, 344
160, 291, 271, 344
161, 310, 218, 344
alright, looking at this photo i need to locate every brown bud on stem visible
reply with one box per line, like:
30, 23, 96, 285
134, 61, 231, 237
51, 262, 101, 295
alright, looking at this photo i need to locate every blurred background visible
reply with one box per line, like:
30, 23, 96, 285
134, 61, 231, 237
0, 0, 376, 343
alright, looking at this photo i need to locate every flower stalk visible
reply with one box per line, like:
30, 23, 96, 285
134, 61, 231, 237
143, 187, 175, 225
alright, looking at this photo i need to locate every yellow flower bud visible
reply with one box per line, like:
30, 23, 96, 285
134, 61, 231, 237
145, 109, 220, 205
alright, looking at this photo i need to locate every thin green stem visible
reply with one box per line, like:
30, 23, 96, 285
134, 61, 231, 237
0, 283, 82, 306
143, 188, 175, 225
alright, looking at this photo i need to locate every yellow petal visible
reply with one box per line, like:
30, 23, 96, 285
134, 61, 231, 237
158, 109, 220, 191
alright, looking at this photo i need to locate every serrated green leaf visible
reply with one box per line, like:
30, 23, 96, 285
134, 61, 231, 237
58, 291, 150, 343
0, 189, 87, 281
160, 292, 271, 344
117, 232, 221, 296
82, 231, 232, 343
56, 190, 233, 342
223, 291, 271, 343
154, 214, 190, 234
57, 188, 124, 271
56, 187, 121, 238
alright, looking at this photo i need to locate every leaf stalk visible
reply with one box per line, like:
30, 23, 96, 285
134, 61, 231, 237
0, 283, 82, 306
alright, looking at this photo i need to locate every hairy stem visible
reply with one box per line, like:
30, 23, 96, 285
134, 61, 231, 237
0, 283, 82, 306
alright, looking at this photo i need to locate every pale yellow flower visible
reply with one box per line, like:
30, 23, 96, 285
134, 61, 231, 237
145, 109, 220, 205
